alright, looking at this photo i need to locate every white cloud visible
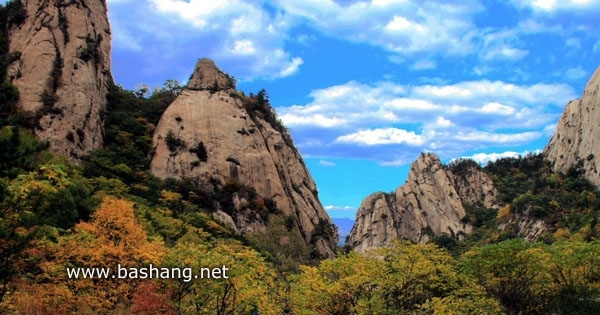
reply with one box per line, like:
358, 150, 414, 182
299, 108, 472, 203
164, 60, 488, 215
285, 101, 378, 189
386, 16, 411, 31
510, 0, 600, 12
483, 46, 529, 61
564, 67, 588, 80
325, 205, 357, 211
319, 160, 336, 167
412, 80, 574, 106
434, 116, 453, 127
277, 78, 575, 165
478, 28, 530, 62
380, 159, 412, 167
280, 113, 347, 128
544, 123, 558, 136
279, 57, 304, 77
336, 128, 425, 146
373, 0, 408, 6
384, 98, 440, 111
456, 149, 543, 165
454, 131, 541, 144
274, 0, 483, 56
480, 102, 516, 115
231, 39, 257, 55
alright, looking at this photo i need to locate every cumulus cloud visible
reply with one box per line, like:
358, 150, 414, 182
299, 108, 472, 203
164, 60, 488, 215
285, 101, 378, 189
336, 128, 425, 146
412, 80, 574, 106
273, 0, 482, 56
277, 79, 575, 165
455, 149, 543, 165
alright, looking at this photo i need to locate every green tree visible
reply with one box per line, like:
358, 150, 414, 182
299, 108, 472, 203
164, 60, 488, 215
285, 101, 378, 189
162, 240, 281, 314
461, 239, 554, 314
0, 126, 48, 178
546, 240, 600, 314
289, 252, 379, 315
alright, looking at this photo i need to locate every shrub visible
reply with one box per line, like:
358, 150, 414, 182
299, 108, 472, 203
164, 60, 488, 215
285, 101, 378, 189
78, 34, 100, 63
189, 141, 208, 161
165, 130, 184, 152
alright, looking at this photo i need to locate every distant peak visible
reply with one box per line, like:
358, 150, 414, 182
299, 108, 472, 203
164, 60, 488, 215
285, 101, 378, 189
187, 58, 234, 91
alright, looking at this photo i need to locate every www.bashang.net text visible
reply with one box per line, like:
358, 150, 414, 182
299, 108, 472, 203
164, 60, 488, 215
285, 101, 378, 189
66, 264, 229, 283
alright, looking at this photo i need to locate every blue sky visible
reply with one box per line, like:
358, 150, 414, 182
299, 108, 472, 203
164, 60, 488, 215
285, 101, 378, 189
102, 0, 600, 219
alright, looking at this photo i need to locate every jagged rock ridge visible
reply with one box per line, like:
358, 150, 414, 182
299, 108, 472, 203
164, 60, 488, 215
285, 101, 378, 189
545, 66, 600, 188
348, 153, 499, 253
7, 0, 111, 162
150, 58, 338, 257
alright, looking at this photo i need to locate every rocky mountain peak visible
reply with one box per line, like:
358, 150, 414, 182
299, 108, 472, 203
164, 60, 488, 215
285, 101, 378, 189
187, 58, 234, 91
348, 152, 499, 253
6, 0, 112, 162
545, 66, 600, 187
150, 59, 338, 257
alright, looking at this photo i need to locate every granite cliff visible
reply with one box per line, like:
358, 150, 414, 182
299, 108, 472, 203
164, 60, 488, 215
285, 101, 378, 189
6, 0, 111, 162
545, 66, 600, 188
150, 59, 338, 257
348, 153, 499, 253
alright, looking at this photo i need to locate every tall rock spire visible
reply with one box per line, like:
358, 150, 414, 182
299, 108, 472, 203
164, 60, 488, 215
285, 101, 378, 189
150, 58, 338, 257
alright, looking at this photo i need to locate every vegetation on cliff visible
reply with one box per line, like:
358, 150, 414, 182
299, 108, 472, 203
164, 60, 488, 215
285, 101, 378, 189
446, 153, 600, 247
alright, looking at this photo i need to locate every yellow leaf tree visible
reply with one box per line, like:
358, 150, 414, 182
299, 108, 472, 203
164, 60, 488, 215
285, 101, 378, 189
21, 196, 164, 313
161, 240, 281, 314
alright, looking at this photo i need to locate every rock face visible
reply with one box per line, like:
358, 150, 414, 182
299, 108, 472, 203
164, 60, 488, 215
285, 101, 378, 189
497, 211, 548, 242
348, 153, 499, 253
150, 58, 338, 257
545, 67, 600, 187
7, 0, 111, 162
